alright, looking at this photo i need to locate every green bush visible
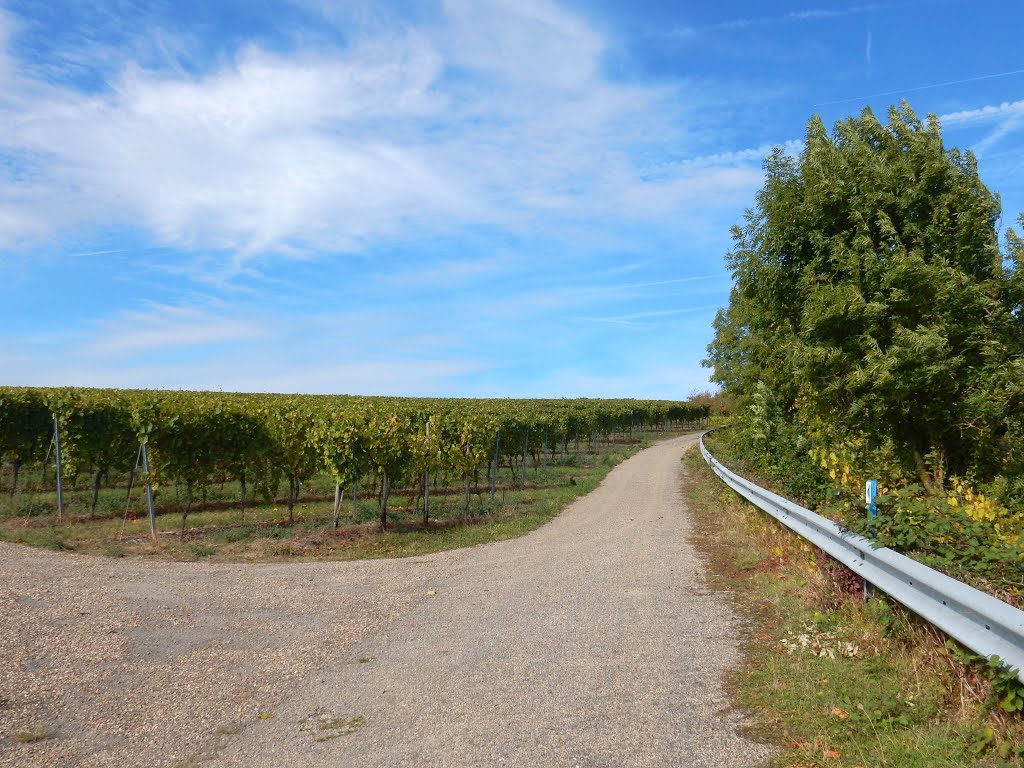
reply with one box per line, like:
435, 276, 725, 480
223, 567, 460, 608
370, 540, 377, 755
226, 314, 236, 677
840, 484, 1024, 591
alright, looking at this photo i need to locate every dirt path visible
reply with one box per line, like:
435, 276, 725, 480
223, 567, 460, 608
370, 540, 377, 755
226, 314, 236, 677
1, 435, 771, 767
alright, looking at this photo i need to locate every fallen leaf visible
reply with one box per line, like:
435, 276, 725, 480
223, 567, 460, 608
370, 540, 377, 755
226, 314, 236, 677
830, 707, 850, 719
823, 748, 840, 760
426, 590, 437, 596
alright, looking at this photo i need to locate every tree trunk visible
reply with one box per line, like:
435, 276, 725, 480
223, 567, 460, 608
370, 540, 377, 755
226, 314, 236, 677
288, 473, 297, 523
180, 480, 193, 539
521, 432, 528, 486
352, 480, 358, 518
463, 472, 471, 513
490, 433, 500, 503
422, 472, 429, 528
379, 471, 390, 532
239, 472, 247, 521
9, 460, 20, 498
91, 469, 104, 513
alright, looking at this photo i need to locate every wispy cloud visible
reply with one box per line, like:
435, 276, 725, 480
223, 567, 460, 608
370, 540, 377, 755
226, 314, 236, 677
814, 69, 1024, 107
936, 100, 1024, 158
940, 99, 1024, 126
584, 305, 718, 326
672, 3, 891, 36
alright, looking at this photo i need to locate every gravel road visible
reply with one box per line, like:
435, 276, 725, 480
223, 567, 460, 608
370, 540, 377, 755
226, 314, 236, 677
1, 434, 772, 767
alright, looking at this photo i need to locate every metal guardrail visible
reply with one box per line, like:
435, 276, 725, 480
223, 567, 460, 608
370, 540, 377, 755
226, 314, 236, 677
699, 434, 1024, 682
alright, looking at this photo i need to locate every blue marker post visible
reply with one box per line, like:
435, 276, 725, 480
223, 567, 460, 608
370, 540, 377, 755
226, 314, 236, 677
864, 479, 878, 600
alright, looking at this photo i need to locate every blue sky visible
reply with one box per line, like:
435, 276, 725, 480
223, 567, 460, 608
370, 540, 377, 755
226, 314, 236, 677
1, 0, 1022, 398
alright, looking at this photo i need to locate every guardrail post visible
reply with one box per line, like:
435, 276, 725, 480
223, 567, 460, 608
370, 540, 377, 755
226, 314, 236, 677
863, 480, 878, 600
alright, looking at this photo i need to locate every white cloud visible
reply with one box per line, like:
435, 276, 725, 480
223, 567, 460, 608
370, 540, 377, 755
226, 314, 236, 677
0, 33, 473, 255
0, 0, 723, 265
940, 99, 1024, 126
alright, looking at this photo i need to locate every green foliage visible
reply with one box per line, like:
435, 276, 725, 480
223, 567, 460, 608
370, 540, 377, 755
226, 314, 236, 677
0, 388, 53, 470
841, 485, 1024, 586
945, 641, 1024, 717
715, 393, 833, 508
704, 101, 1019, 493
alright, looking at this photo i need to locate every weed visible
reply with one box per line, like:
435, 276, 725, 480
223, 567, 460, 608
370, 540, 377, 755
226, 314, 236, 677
298, 712, 364, 741
100, 539, 126, 557
209, 525, 256, 544
187, 544, 215, 560
13, 727, 52, 743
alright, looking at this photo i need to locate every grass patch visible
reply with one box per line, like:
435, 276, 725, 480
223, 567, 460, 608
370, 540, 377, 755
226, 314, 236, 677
299, 712, 365, 741
682, 446, 1024, 767
13, 727, 53, 743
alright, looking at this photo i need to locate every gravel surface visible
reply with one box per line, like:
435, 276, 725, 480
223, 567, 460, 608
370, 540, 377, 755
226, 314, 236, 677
1, 434, 772, 767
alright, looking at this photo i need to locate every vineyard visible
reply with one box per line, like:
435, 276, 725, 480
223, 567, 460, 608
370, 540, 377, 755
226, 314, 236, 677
0, 387, 708, 558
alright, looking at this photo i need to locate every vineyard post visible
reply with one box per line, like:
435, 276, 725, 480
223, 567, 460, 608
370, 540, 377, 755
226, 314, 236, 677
423, 420, 430, 526
52, 415, 64, 522
141, 442, 157, 539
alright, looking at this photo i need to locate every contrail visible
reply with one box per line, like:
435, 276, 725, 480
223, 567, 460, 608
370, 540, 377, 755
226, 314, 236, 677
814, 68, 1024, 107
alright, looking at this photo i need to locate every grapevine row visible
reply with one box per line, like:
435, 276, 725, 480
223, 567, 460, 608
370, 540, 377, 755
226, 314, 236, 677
0, 387, 709, 530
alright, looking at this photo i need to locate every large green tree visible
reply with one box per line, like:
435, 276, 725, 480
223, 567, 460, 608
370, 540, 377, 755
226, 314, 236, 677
705, 102, 1019, 491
